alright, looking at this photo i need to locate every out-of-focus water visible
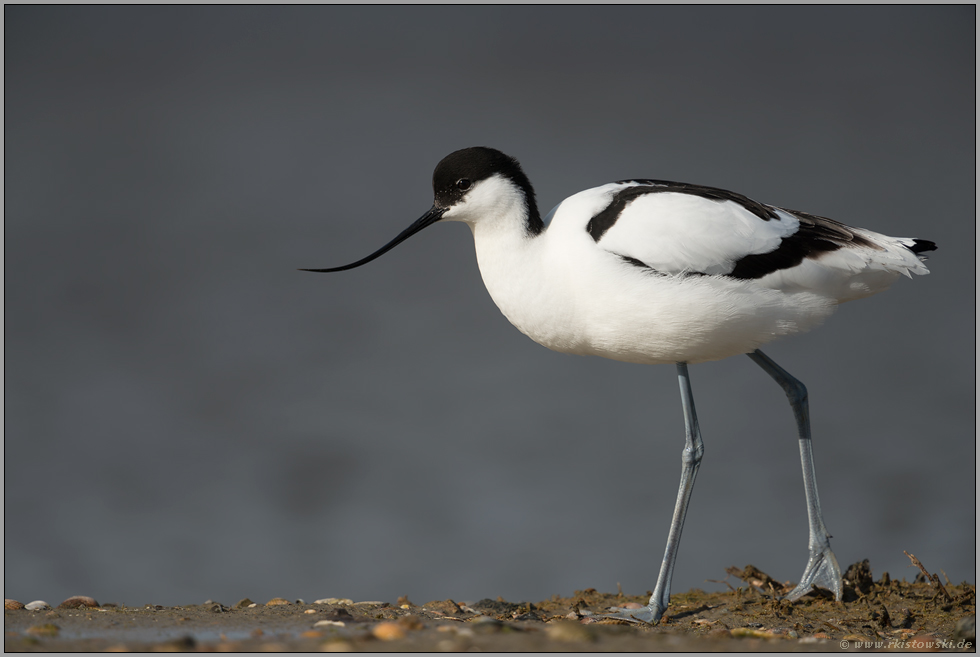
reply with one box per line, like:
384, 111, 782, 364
5, 6, 974, 607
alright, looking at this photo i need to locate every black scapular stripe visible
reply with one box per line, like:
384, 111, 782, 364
587, 180, 779, 243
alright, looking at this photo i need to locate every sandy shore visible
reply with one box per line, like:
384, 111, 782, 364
5, 565, 975, 652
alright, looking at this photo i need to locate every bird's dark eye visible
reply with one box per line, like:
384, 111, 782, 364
456, 179, 471, 191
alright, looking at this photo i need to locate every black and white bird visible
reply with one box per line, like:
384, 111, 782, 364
303, 147, 936, 624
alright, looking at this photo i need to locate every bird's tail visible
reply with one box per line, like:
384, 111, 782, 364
907, 239, 938, 256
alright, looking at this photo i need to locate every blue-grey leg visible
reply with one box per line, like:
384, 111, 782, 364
606, 362, 704, 624
747, 349, 843, 601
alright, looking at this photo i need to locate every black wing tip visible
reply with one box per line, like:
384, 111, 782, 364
909, 239, 937, 254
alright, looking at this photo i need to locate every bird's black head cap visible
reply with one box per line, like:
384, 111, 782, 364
432, 147, 543, 235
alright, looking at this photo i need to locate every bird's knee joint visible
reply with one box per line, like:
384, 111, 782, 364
785, 381, 807, 406
682, 444, 704, 465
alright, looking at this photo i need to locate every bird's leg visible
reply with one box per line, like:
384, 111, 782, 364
605, 362, 704, 624
747, 349, 843, 601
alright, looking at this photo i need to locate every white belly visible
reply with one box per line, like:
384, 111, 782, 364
474, 228, 838, 365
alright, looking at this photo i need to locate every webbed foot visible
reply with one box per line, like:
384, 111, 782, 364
784, 544, 842, 601
602, 602, 665, 625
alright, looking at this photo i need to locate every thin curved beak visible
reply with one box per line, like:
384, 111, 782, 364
301, 205, 448, 273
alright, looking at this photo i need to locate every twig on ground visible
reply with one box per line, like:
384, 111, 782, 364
903, 551, 952, 602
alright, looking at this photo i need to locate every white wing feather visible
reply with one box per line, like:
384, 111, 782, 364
596, 190, 798, 275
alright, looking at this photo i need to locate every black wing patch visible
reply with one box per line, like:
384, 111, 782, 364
728, 208, 881, 280
587, 180, 779, 243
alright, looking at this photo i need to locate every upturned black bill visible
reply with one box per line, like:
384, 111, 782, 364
301, 206, 448, 273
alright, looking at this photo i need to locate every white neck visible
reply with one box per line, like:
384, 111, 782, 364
441, 174, 588, 350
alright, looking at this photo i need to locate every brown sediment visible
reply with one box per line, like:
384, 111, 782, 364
4, 562, 975, 652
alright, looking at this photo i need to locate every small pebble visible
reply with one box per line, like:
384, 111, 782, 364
5, 599, 24, 610
422, 599, 464, 617
372, 621, 407, 641
58, 595, 99, 609
315, 598, 353, 605
266, 598, 291, 606
771, 628, 799, 639
314, 620, 346, 628
25, 601, 51, 611
304, 609, 317, 614
248, 603, 258, 608
731, 627, 779, 639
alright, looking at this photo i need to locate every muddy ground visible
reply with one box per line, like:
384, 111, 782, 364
4, 561, 975, 652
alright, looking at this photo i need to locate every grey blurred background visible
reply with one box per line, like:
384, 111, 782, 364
5, 6, 974, 607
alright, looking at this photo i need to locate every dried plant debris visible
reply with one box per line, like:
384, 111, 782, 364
905, 550, 954, 603
843, 559, 875, 597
